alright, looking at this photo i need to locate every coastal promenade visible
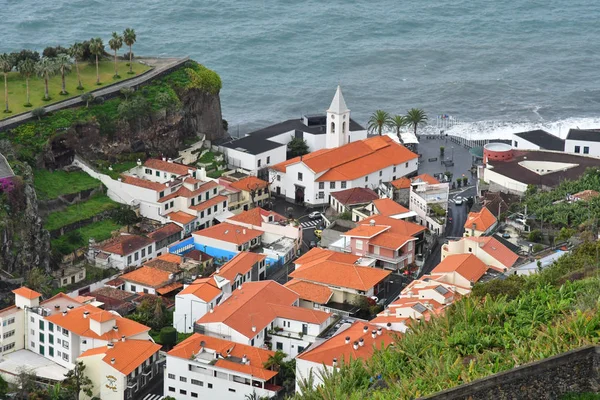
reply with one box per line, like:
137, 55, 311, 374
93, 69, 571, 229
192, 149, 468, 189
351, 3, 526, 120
0, 57, 188, 132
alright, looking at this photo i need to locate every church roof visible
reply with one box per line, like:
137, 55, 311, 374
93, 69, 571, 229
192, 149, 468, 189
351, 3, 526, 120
328, 85, 349, 114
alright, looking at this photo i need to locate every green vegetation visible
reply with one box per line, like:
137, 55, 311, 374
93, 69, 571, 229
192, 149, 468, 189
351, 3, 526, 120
367, 110, 391, 136
51, 219, 122, 255
207, 169, 224, 178
295, 242, 600, 400
366, 108, 428, 136
198, 150, 216, 164
561, 394, 600, 400
288, 136, 309, 158
33, 169, 100, 200
44, 193, 119, 231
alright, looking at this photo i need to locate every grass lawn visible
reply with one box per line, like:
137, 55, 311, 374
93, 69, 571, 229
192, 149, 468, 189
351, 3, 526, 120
44, 193, 120, 231
34, 169, 100, 200
97, 160, 138, 179
52, 219, 122, 255
1, 60, 151, 120
197, 151, 215, 164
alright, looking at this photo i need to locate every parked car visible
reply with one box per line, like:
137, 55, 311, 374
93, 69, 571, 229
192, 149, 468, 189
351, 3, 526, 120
454, 196, 463, 205
308, 211, 322, 219
314, 229, 322, 239
502, 232, 511, 239
309, 240, 317, 248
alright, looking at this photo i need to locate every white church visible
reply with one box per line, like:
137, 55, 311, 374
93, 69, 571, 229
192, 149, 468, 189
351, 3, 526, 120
220, 86, 368, 177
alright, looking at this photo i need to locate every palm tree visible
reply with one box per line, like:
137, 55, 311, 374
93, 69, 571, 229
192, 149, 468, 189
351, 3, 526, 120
55, 54, 72, 95
108, 32, 123, 78
389, 115, 408, 143
0, 54, 13, 113
263, 350, 286, 373
405, 108, 428, 135
367, 110, 391, 136
123, 28, 137, 74
69, 42, 85, 90
35, 57, 58, 101
89, 37, 104, 85
17, 58, 35, 107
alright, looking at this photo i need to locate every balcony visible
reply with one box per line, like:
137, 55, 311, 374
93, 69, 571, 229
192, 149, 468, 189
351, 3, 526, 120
264, 382, 283, 393
142, 366, 152, 376
127, 379, 138, 389
365, 252, 409, 265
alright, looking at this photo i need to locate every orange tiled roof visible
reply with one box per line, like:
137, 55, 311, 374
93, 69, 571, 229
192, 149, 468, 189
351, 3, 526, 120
411, 173, 440, 185
100, 234, 154, 256
289, 260, 390, 291
144, 158, 196, 176
213, 252, 266, 282
156, 282, 183, 295
228, 208, 287, 227
368, 233, 416, 250
271, 149, 332, 173
330, 188, 379, 206
464, 236, 519, 268
144, 258, 181, 273
390, 177, 411, 189
179, 278, 222, 302
196, 281, 301, 338
189, 195, 228, 212
193, 222, 262, 245
157, 253, 182, 264
148, 223, 182, 242
431, 253, 488, 283
372, 198, 410, 216
343, 224, 390, 238
297, 321, 395, 366
121, 175, 168, 192
268, 303, 331, 325
168, 211, 197, 225
46, 304, 150, 341
464, 207, 497, 232
358, 215, 426, 237
79, 339, 161, 375
229, 176, 269, 192
284, 280, 333, 304
12, 287, 42, 299
168, 334, 276, 381
120, 266, 173, 288
294, 248, 360, 266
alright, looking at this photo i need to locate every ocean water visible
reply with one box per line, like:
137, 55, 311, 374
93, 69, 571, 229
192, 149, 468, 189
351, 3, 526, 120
3, 0, 600, 139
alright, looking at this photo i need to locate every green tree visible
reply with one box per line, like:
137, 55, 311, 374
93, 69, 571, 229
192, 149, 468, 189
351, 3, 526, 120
130, 297, 168, 330
55, 54, 73, 95
26, 267, 52, 296
160, 326, 177, 348
123, 28, 137, 74
0, 375, 7, 399
69, 42, 85, 90
405, 108, 428, 135
111, 206, 141, 232
35, 57, 58, 101
47, 383, 67, 400
287, 137, 309, 157
89, 37, 104, 85
15, 367, 38, 400
120, 86, 134, 100
388, 115, 408, 142
0, 53, 14, 113
31, 106, 46, 121
81, 92, 94, 108
528, 229, 542, 243
367, 110, 391, 136
109, 32, 123, 78
17, 58, 36, 106
63, 361, 93, 400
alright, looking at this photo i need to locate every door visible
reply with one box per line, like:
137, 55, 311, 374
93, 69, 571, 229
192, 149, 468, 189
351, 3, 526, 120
276, 187, 281, 195
302, 324, 308, 335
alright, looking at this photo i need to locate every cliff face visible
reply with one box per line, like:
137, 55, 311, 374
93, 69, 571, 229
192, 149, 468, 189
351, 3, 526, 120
0, 165, 51, 273
182, 88, 224, 141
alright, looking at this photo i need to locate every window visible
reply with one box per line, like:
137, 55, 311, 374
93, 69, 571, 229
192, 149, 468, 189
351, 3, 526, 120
222, 201, 227, 208
39, 320, 44, 330
207, 208, 211, 215
39, 345, 44, 356
57, 338, 61, 344
49, 334, 54, 344
584, 146, 590, 154
330, 182, 335, 189
145, 168, 152, 175
379, 171, 383, 177
468, 247, 472, 252
229, 389, 236, 393
156, 171, 160, 177
141, 248, 146, 258
63, 353, 69, 362
200, 211, 204, 218
251, 338, 255, 346
2, 330, 14, 339
318, 192, 324, 199
341, 181, 347, 189
393, 166, 396, 173
159, 191, 165, 198
267, 156, 270, 164
180, 390, 187, 395
365, 176, 368, 182
575, 146, 581, 153
208, 383, 213, 389
277, 175, 281, 181
131, 285, 137, 292
31, 329, 35, 336
191, 198, 195, 206
148, 245, 152, 254
192, 393, 198, 398
49, 347, 54, 357
257, 159, 262, 167
213, 205, 217, 212
168, 387, 175, 392
319, 182, 324, 189
31, 341, 35, 348
39, 333, 44, 343
191, 379, 203, 386
276, 342, 283, 350
180, 376, 187, 382
405, 162, 408, 167
127, 255, 132, 265
356, 240, 363, 250
134, 252, 139, 261
30, 317, 34, 323
63, 341, 69, 350
62, 328, 68, 336
143, 289, 149, 294
2, 343, 15, 352
297, 172, 303, 181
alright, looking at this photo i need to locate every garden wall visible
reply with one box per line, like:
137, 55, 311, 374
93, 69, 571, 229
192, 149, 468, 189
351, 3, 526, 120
38, 185, 104, 216
48, 210, 114, 239
420, 345, 600, 400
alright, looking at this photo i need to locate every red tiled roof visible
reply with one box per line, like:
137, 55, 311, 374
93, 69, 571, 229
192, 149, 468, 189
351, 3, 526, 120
120, 266, 173, 288
229, 176, 269, 192
12, 287, 41, 299
100, 234, 154, 256
390, 177, 411, 189
294, 248, 360, 266
168, 211, 197, 225
79, 339, 161, 375
284, 280, 333, 304
144, 158, 196, 176
148, 223, 182, 242
156, 282, 183, 295
228, 208, 286, 227
121, 175, 168, 192
372, 198, 410, 216
368, 233, 416, 250
158, 181, 218, 203
189, 195, 228, 212
464, 207, 497, 232
464, 236, 519, 268
411, 173, 440, 185
289, 260, 390, 291
431, 253, 488, 283
179, 278, 222, 302
343, 224, 390, 238
330, 187, 379, 206
213, 252, 266, 282
572, 190, 600, 201
193, 222, 262, 245
358, 215, 426, 237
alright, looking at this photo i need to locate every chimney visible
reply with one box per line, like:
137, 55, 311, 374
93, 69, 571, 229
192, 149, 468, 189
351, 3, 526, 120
332, 358, 338, 367
242, 354, 247, 364
359, 338, 365, 347
384, 309, 390, 316
62, 311, 67, 317
54, 305, 60, 310
121, 335, 126, 342
363, 325, 369, 333
369, 219, 375, 226
353, 341, 359, 350
67, 305, 74, 309
377, 327, 383, 336
162, 157, 167, 162
386, 322, 392, 330
215, 267, 220, 274
238, 284, 243, 291
471, 223, 476, 237
371, 330, 377, 339
165, 182, 170, 187
344, 336, 350, 344
478, 240, 484, 248
83, 311, 90, 319
251, 326, 256, 333
168, 158, 173, 163
117, 178, 122, 182
209, 308, 214, 314
243, 228, 246, 235
107, 343, 114, 349
111, 358, 116, 365
113, 326, 118, 332
137, 158, 142, 166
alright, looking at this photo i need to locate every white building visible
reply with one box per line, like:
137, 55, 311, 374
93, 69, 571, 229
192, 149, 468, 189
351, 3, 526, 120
165, 334, 282, 399
270, 135, 418, 206
564, 129, 600, 157
408, 174, 450, 235
221, 86, 368, 176
512, 129, 565, 151
92, 233, 157, 270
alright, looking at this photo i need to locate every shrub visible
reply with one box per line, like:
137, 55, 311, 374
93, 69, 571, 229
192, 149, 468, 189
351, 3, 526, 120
533, 243, 545, 253
528, 229, 542, 242
160, 327, 177, 348
31, 107, 46, 121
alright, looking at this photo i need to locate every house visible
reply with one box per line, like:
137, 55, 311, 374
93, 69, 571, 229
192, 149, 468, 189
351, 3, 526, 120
464, 207, 498, 237
512, 250, 568, 276
287, 248, 391, 314
78, 339, 161, 400
270, 135, 418, 206
329, 187, 379, 215
148, 223, 183, 255
53, 266, 86, 288
119, 265, 183, 296
408, 174, 450, 235
388, 177, 412, 205
88, 287, 138, 315
164, 334, 282, 400
429, 253, 490, 289
222, 175, 270, 211
295, 321, 395, 393
0, 287, 160, 393
195, 281, 334, 360
512, 129, 565, 151
352, 198, 415, 222
91, 233, 157, 270
173, 277, 225, 334
181, 222, 263, 261
564, 129, 600, 157
134, 157, 198, 182
220, 86, 367, 176
442, 236, 520, 271
480, 148, 600, 195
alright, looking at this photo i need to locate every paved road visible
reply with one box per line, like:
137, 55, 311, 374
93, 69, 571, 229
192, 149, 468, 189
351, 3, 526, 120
0, 57, 188, 131
446, 186, 476, 238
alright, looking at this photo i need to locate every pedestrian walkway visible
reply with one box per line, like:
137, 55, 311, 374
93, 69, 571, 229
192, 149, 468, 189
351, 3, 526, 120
300, 219, 321, 229
142, 394, 164, 400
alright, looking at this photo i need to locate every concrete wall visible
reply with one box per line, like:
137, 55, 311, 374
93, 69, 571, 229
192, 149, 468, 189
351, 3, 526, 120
419, 345, 600, 400
565, 139, 600, 157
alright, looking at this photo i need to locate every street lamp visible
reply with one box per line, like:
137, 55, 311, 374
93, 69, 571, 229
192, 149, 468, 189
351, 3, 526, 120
451, 146, 454, 161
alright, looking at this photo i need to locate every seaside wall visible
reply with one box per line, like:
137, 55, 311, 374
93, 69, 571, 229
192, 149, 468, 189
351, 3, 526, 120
419, 345, 600, 400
